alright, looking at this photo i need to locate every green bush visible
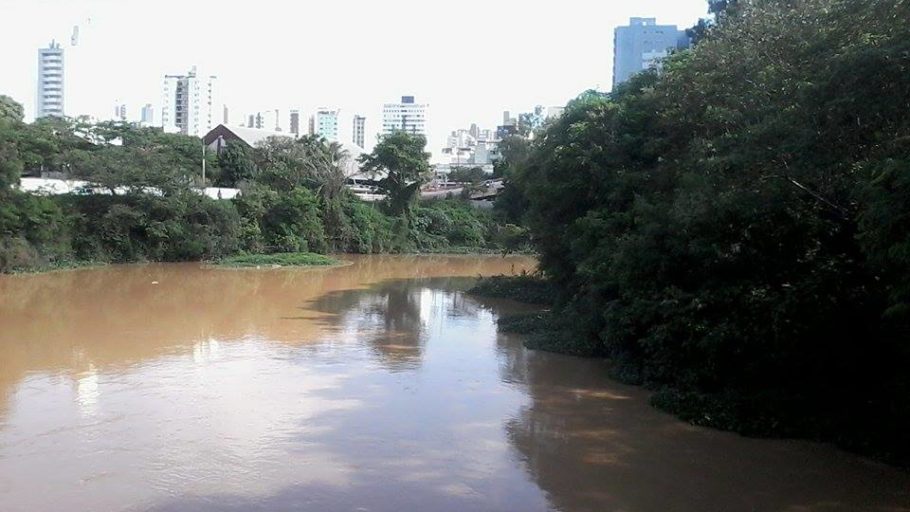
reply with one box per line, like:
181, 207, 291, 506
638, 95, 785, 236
343, 198, 395, 253
468, 275, 555, 305
236, 187, 327, 254
216, 252, 337, 267
0, 191, 71, 271
414, 199, 494, 249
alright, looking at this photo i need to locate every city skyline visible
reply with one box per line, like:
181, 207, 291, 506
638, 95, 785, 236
1, 0, 709, 159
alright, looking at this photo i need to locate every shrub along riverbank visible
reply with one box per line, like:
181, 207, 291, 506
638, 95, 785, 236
483, 0, 910, 466
0, 189, 519, 273
0, 98, 529, 273
214, 252, 338, 268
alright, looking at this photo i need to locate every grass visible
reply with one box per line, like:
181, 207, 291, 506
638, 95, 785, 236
6, 260, 107, 275
215, 252, 339, 268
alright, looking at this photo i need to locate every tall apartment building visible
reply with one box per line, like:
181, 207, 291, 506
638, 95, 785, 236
161, 67, 218, 136
36, 41, 65, 119
381, 96, 427, 137
314, 109, 339, 141
613, 17, 689, 88
290, 110, 300, 137
352, 115, 366, 148
140, 104, 155, 125
113, 103, 127, 121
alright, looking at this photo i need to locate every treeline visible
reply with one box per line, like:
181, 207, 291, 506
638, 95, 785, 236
499, 0, 910, 463
0, 99, 520, 272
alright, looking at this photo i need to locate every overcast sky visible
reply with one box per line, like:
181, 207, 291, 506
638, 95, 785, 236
0, 0, 709, 160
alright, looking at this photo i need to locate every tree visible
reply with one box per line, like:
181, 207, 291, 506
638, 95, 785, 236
216, 143, 256, 187
0, 96, 25, 191
358, 131, 431, 217
493, 135, 532, 223
253, 135, 347, 196
0, 95, 24, 123
446, 166, 487, 184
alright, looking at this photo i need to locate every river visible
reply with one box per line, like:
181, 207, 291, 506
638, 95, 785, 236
0, 255, 907, 512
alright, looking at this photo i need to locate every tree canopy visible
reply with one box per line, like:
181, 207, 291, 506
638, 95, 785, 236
359, 131, 431, 217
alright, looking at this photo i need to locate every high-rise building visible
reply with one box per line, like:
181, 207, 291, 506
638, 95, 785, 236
613, 17, 689, 88
381, 95, 427, 137
36, 41, 64, 119
223, 105, 229, 125
113, 102, 127, 121
290, 110, 300, 137
141, 104, 155, 125
161, 66, 218, 136
352, 115, 366, 148
314, 109, 339, 141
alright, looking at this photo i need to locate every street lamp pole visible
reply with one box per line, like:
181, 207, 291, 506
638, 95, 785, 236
201, 141, 206, 187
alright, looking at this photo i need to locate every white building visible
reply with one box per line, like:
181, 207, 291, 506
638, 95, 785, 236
161, 67, 218, 137
140, 104, 155, 125
36, 41, 64, 119
441, 127, 498, 166
314, 109, 339, 142
113, 102, 127, 121
352, 115, 366, 148
381, 95, 427, 137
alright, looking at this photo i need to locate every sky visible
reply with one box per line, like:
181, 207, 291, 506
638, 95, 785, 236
0, 0, 709, 161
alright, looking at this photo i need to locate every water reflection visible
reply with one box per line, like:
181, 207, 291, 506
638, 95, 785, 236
0, 255, 531, 419
0, 257, 908, 512
500, 339, 910, 512
75, 367, 100, 415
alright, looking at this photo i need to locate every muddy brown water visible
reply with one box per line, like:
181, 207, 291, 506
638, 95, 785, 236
0, 255, 907, 512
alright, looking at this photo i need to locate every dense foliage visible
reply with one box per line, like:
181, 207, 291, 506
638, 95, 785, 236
503, 0, 910, 463
0, 107, 513, 272
358, 131, 431, 218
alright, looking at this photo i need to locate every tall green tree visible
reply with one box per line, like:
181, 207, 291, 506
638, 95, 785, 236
253, 135, 347, 196
358, 131, 431, 217
0, 96, 24, 191
493, 135, 532, 223
216, 143, 257, 187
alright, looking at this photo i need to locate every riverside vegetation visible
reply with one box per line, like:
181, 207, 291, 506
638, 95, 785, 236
473, 0, 910, 466
0, 100, 528, 273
